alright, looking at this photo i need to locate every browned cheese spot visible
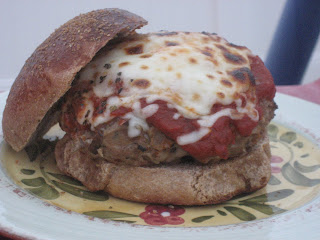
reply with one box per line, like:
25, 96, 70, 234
99, 75, 107, 83
227, 42, 247, 50
223, 52, 246, 64
155, 31, 178, 36
176, 72, 182, 79
140, 65, 149, 70
221, 79, 233, 88
215, 44, 228, 51
172, 93, 182, 105
189, 58, 197, 64
90, 63, 97, 69
140, 54, 152, 58
161, 56, 168, 61
167, 65, 173, 71
233, 92, 241, 101
132, 79, 151, 89
192, 93, 201, 101
185, 106, 197, 115
104, 63, 112, 69
228, 67, 256, 85
125, 44, 144, 55
93, 72, 100, 79
170, 53, 177, 57
217, 71, 223, 74
197, 80, 203, 84
165, 41, 179, 46
108, 80, 113, 86
201, 50, 212, 57
217, 92, 225, 99
207, 74, 214, 80
206, 56, 219, 66
118, 62, 130, 67
202, 37, 210, 43
216, 43, 246, 64
177, 48, 190, 54
201, 31, 217, 36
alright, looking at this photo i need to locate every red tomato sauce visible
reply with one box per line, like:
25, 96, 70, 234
249, 56, 276, 101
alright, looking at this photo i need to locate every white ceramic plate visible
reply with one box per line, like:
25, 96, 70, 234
0, 91, 320, 240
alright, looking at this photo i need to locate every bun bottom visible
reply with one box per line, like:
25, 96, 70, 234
55, 134, 271, 205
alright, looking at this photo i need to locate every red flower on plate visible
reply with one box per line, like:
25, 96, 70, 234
139, 205, 185, 225
271, 155, 284, 173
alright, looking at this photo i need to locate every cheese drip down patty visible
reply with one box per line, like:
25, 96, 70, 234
61, 31, 273, 165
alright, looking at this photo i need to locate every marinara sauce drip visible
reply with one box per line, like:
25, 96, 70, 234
249, 56, 276, 101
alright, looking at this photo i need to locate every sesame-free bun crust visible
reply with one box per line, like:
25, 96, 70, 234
2, 9, 147, 151
55, 133, 271, 205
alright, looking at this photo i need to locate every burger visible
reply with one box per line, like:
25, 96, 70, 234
2, 9, 276, 205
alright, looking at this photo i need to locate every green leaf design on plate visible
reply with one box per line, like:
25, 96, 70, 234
279, 131, 297, 144
48, 172, 83, 186
301, 154, 309, 158
224, 206, 256, 221
21, 169, 35, 175
240, 189, 294, 203
293, 142, 303, 148
240, 202, 286, 215
268, 175, 281, 185
21, 177, 46, 187
217, 210, 227, 216
294, 161, 320, 173
191, 215, 214, 223
26, 184, 59, 200
83, 210, 138, 219
268, 124, 279, 138
52, 180, 109, 201
282, 163, 320, 186
112, 220, 136, 223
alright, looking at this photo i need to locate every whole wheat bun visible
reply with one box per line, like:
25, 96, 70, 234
2, 9, 147, 151
55, 132, 271, 205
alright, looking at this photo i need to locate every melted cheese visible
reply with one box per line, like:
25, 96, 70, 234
75, 32, 259, 143
177, 127, 210, 145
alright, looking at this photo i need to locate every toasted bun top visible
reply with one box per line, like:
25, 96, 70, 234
2, 8, 147, 151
